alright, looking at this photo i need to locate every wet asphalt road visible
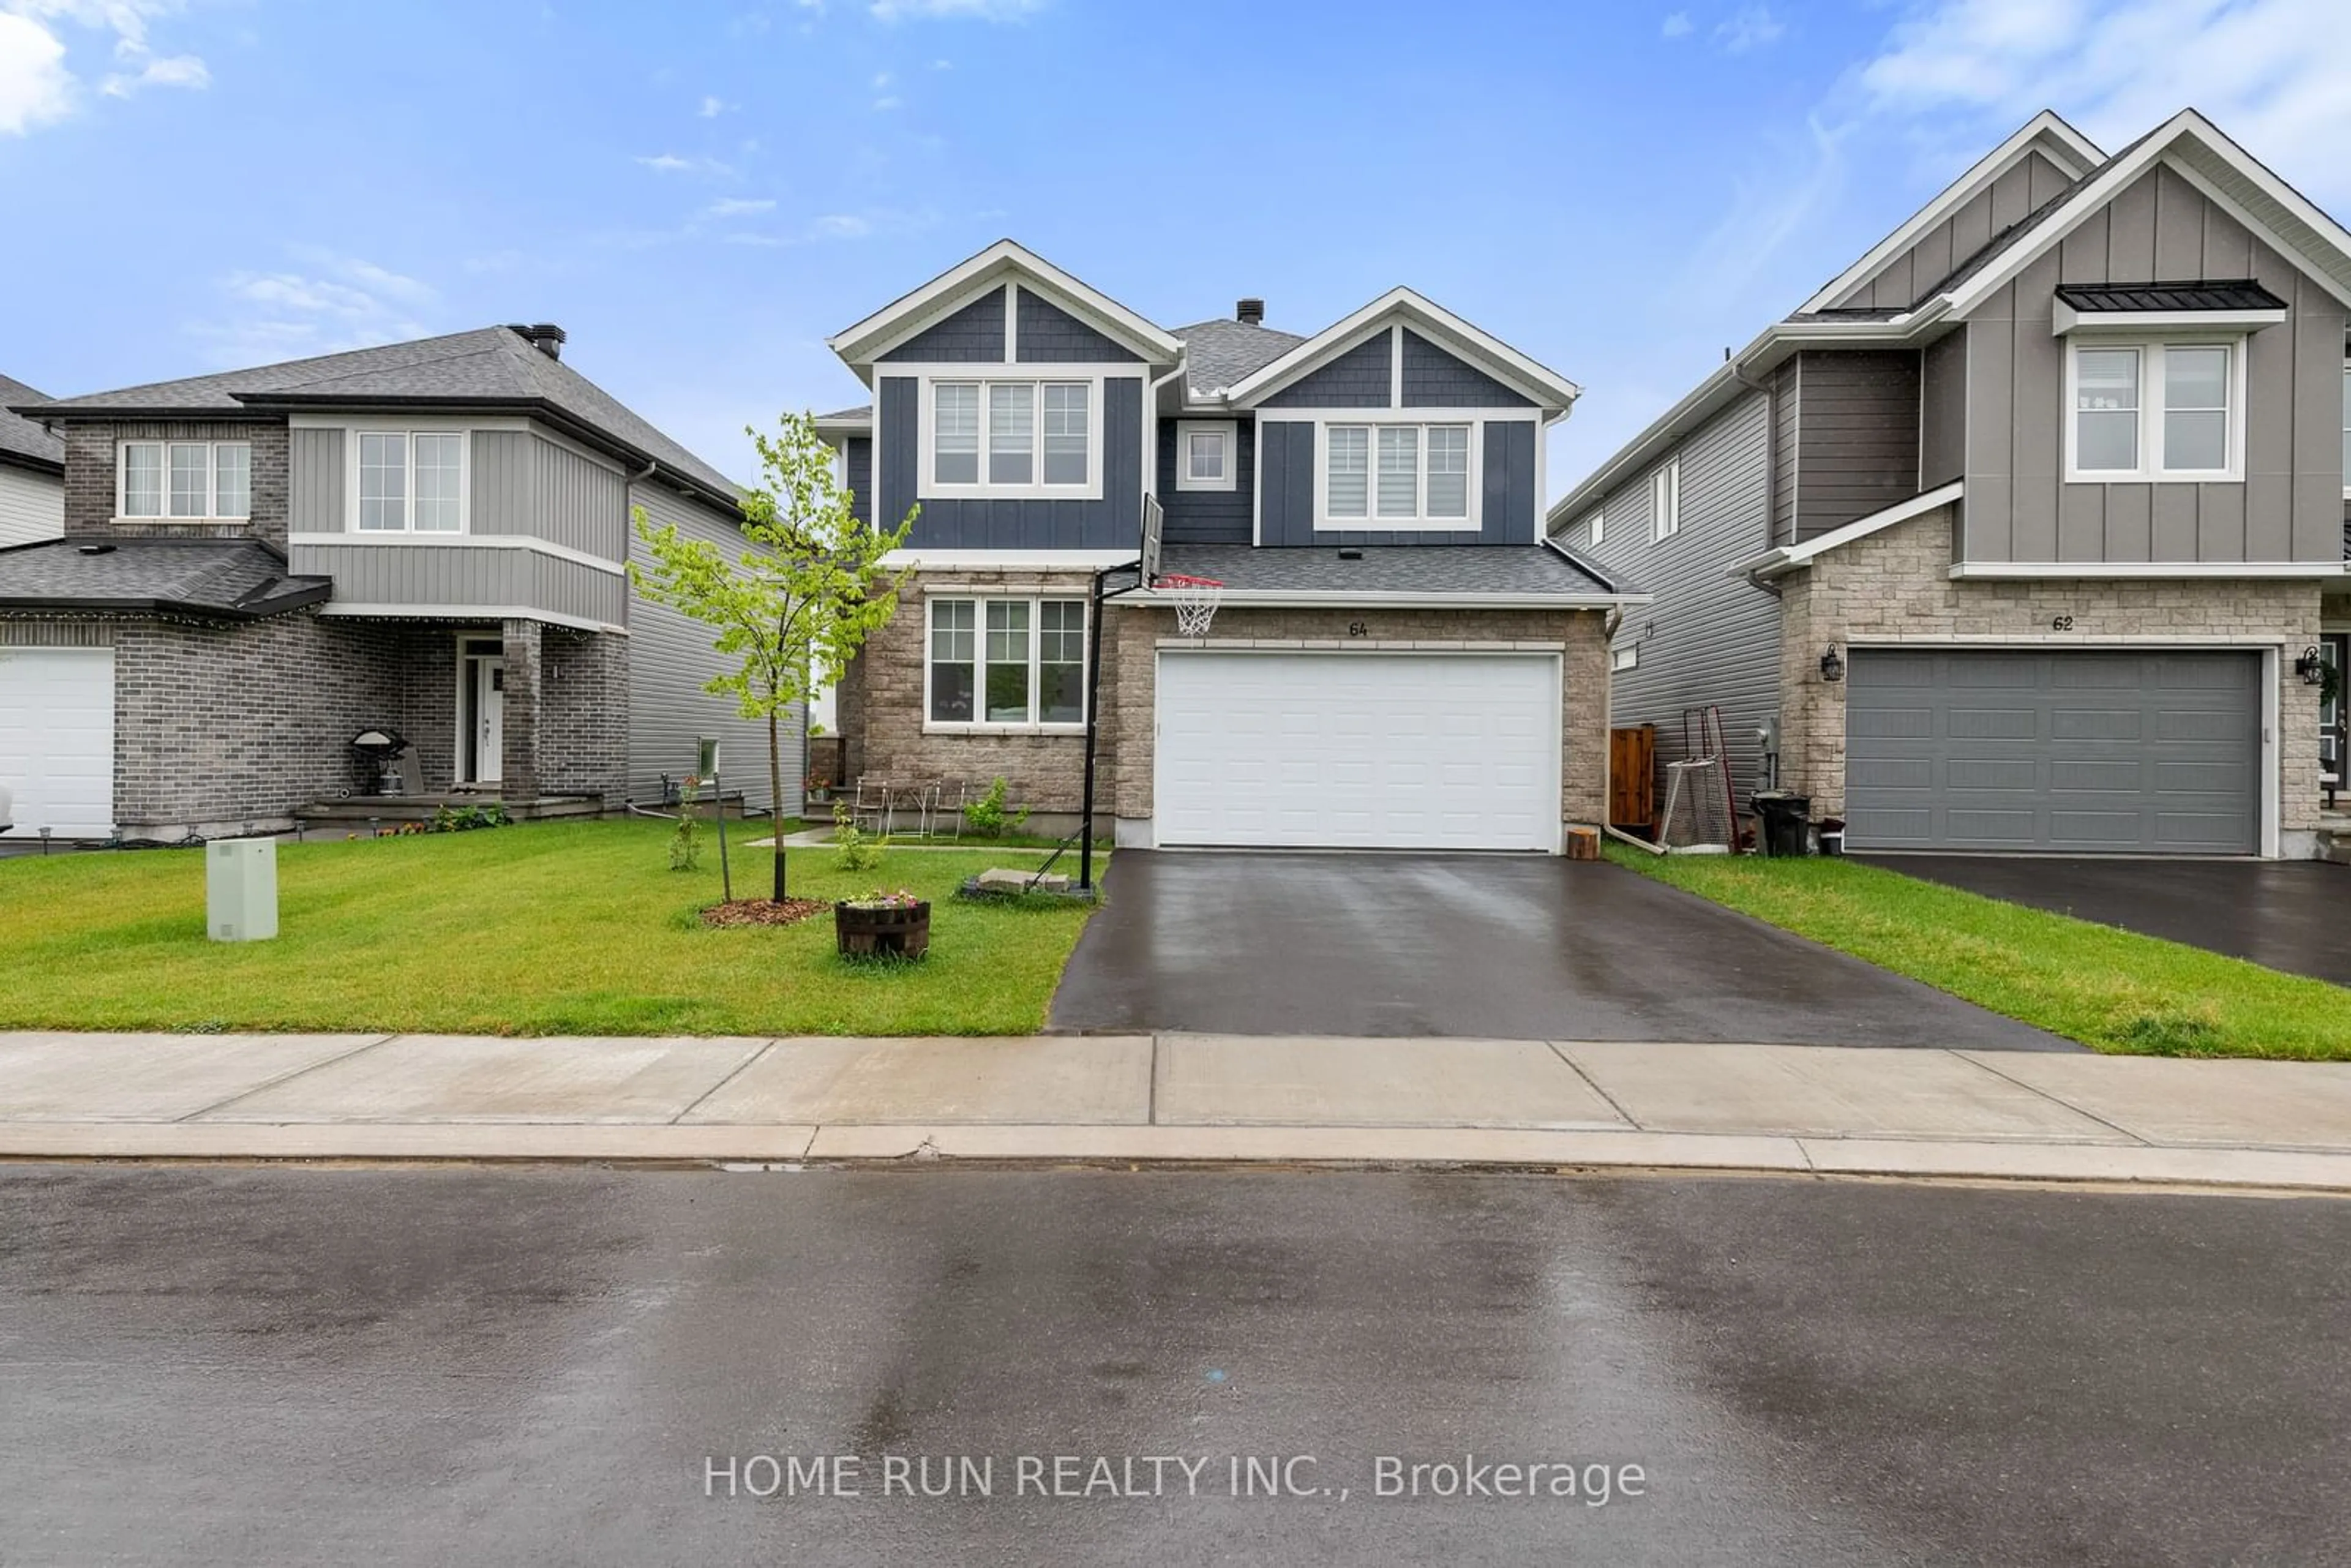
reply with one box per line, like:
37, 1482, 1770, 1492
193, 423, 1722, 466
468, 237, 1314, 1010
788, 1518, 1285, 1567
4, 1168, 2347, 1567
1051, 852, 2072, 1047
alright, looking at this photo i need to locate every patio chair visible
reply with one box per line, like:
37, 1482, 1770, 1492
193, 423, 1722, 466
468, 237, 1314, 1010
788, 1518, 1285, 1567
850, 775, 893, 835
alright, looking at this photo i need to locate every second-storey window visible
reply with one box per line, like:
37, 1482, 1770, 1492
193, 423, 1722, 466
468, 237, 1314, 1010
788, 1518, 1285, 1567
2068, 340, 2241, 481
1324, 422, 1474, 524
930, 379, 1092, 493
928, 596, 1087, 727
119, 440, 252, 520
358, 432, 466, 533
1650, 457, 1681, 541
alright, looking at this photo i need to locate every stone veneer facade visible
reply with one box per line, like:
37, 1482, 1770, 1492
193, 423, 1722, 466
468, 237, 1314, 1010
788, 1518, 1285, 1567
1774, 503, 2324, 848
1, 610, 631, 841
837, 568, 1614, 841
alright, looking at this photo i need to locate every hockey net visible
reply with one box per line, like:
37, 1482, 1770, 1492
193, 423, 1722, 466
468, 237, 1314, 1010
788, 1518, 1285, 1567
1658, 757, 1735, 853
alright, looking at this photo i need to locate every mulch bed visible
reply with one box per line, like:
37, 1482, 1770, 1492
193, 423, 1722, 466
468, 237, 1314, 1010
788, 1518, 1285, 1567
700, 898, 830, 928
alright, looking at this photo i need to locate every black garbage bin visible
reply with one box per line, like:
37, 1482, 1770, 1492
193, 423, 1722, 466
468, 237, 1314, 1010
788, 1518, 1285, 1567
1754, 792, 1812, 857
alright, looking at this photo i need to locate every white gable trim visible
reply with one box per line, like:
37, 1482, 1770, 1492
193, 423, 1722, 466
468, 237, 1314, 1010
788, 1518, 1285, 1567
1734, 481, 1965, 583
1224, 287, 1581, 411
1948, 114, 2351, 317
827, 239, 1183, 368
1799, 111, 2105, 315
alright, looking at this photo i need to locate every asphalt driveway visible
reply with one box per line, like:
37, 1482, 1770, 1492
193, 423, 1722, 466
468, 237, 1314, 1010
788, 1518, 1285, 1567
1865, 855, 2351, 988
1050, 852, 2072, 1049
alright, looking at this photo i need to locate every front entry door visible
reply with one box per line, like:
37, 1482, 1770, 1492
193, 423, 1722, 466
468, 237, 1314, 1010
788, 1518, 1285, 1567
474, 656, 506, 785
2323, 635, 2347, 807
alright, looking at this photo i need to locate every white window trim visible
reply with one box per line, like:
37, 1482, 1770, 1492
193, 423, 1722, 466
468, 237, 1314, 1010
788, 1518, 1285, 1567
1650, 457, 1681, 541
1174, 419, 1238, 492
2340, 356, 2349, 501
1586, 508, 1603, 549
1307, 413, 1485, 533
343, 427, 473, 535
923, 592, 1090, 733
114, 438, 253, 524
912, 366, 1124, 502
2062, 336, 2248, 484
1610, 642, 1639, 671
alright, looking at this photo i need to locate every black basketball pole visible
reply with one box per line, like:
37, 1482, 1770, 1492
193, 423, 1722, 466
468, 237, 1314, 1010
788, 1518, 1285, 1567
1078, 560, 1141, 893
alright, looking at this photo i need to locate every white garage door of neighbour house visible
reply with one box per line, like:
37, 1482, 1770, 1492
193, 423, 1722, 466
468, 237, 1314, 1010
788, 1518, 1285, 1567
1154, 650, 1561, 851
0, 647, 115, 839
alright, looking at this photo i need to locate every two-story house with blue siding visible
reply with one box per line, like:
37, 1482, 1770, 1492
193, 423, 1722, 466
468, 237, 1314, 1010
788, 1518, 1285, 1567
0, 326, 784, 842
817, 241, 1644, 852
1553, 110, 2351, 860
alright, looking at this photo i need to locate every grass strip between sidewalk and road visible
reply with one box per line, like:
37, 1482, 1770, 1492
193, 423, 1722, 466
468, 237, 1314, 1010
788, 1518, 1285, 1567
1, 819, 1100, 1037
1606, 846, 2351, 1061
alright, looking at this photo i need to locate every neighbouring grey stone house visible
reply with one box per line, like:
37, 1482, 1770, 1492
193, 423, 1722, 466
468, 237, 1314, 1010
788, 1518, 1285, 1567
817, 241, 1643, 852
1553, 109, 2351, 860
0, 326, 787, 843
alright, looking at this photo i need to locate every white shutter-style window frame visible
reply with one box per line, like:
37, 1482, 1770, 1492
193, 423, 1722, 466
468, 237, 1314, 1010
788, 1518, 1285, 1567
2063, 337, 2245, 482
1311, 416, 1485, 531
1174, 419, 1238, 492
914, 369, 1116, 501
116, 439, 253, 522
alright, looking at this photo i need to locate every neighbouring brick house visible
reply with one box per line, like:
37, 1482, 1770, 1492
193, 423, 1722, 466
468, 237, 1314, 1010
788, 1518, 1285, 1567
817, 241, 1644, 852
0, 326, 787, 843
1553, 109, 2351, 859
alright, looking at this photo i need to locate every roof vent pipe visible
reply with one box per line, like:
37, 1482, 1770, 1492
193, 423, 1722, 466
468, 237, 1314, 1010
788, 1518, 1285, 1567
1235, 298, 1265, 327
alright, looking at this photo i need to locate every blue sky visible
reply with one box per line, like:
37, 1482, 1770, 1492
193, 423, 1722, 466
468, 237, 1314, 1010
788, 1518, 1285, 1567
4, 0, 2345, 497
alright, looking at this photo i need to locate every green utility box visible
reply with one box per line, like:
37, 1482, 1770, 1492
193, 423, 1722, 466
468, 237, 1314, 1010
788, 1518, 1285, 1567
207, 838, 279, 942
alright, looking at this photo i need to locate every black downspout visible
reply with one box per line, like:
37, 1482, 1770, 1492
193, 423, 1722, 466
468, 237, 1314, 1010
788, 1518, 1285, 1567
1078, 560, 1140, 892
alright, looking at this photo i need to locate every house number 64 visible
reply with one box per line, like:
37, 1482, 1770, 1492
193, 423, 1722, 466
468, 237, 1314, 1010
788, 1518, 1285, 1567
2051, 615, 2075, 631
1348, 621, 1370, 637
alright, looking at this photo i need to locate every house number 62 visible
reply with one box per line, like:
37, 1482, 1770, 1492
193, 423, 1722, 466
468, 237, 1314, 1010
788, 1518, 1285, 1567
2051, 615, 2075, 631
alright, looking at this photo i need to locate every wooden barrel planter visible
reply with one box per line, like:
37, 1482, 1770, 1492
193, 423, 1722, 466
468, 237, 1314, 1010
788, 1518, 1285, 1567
835, 900, 931, 958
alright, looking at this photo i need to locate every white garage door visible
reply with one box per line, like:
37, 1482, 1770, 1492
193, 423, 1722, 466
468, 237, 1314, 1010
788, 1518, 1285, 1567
0, 648, 115, 839
1154, 651, 1561, 850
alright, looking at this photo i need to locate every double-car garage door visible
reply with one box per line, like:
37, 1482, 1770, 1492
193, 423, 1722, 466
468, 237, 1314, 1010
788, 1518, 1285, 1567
1154, 650, 1561, 851
0, 647, 115, 839
1847, 648, 2261, 854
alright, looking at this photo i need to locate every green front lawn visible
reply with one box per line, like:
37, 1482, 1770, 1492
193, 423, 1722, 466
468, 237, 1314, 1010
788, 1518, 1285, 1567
1608, 847, 2351, 1060
1, 820, 1101, 1037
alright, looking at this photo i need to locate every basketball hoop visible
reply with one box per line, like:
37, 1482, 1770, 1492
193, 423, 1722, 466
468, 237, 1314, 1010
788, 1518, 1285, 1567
1154, 573, 1225, 638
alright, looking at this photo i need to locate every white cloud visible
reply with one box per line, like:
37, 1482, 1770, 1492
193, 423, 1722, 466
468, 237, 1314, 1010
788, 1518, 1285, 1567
192, 251, 440, 366
0, 11, 73, 133
811, 212, 872, 238
869, 0, 1042, 20
1660, 12, 1692, 39
1855, 0, 2351, 206
705, 196, 777, 217
1713, 4, 1784, 52
0, 0, 206, 132
635, 151, 733, 176
697, 93, 728, 117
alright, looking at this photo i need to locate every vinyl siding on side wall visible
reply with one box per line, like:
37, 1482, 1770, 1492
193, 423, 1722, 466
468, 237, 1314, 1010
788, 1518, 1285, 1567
0, 465, 62, 546
1830, 147, 2078, 311
1562, 390, 1780, 813
626, 481, 793, 816
288, 427, 343, 533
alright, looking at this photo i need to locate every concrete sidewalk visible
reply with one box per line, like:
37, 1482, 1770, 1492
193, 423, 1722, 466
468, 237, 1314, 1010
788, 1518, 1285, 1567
2, 1031, 2348, 1191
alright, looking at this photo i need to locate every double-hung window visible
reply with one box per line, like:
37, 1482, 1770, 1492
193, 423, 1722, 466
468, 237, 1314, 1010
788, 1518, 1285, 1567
1584, 508, 1604, 548
2066, 340, 2243, 481
119, 440, 252, 520
1322, 421, 1474, 527
928, 378, 1093, 494
1650, 457, 1680, 541
2338, 361, 2349, 497
356, 432, 467, 533
928, 596, 1087, 727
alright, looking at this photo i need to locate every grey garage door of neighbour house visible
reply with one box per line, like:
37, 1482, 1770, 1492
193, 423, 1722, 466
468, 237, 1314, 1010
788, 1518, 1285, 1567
1846, 650, 2262, 854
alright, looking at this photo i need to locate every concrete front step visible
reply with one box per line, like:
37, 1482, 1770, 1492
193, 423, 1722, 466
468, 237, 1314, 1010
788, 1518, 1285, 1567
295, 793, 603, 824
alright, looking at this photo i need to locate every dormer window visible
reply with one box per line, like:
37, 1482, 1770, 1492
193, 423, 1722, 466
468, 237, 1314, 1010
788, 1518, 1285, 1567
119, 440, 251, 521
1175, 421, 1237, 492
923, 375, 1100, 499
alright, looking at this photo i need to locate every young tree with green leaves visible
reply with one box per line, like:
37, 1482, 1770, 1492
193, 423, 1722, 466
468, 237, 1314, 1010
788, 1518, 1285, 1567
631, 411, 916, 903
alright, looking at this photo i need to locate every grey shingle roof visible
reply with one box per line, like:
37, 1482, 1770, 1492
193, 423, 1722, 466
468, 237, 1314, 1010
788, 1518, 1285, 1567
21, 328, 740, 503
0, 374, 64, 473
2055, 279, 2287, 312
0, 537, 329, 618
1157, 542, 1628, 598
1171, 318, 1307, 400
